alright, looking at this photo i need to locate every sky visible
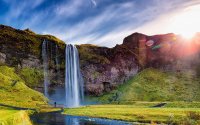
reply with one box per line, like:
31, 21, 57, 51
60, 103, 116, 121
0, 0, 200, 47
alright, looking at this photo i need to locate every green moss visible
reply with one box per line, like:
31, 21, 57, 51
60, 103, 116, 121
19, 68, 43, 87
96, 68, 200, 103
0, 66, 47, 108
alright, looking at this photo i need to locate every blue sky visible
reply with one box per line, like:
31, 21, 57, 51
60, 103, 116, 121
0, 0, 200, 47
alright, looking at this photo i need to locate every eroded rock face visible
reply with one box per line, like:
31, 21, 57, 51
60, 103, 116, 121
78, 33, 200, 95
0, 52, 6, 63
0, 25, 66, 91
78, 43, 139, 95
22, 55, 41, 68
122, 32, 200, 71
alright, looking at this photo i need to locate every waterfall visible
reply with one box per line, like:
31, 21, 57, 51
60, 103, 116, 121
42, 40, 50, 97
65, 44, 84, 108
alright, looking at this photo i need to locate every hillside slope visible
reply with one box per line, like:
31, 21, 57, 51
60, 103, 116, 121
0, 110, 32, 125
98, 68, 200, 103
0, 25, 66, 89
0, 66, 47, 108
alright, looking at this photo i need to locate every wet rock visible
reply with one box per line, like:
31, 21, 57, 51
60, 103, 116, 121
85, 83, 104, 96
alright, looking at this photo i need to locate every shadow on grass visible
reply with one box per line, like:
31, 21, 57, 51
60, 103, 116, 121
0, 103, 36, 111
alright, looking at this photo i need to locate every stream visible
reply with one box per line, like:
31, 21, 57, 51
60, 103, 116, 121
30, 112, 132, 125
34, 87, 133, 125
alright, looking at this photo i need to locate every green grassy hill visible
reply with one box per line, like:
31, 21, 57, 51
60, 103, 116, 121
98, 68, 200, 103
65, 104, 200, 124
0, 109, 32, 125
0, 66, 47, 108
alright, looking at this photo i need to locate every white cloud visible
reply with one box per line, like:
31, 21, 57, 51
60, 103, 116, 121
54, 0, 84, 17
68, 0, 200, 47
43, 2, 136, 44
134, 2, 200, 36
90, 0, 97, 7
9, 0, 200, 48
47, 0, 183, 47
4, 0, 44, 24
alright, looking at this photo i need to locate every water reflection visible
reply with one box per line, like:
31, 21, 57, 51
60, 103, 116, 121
65, 115, 132, 125
31, 112, 132, 125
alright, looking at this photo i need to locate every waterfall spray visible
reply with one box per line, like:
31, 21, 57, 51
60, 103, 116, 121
65, 44, 84, 108
42, 40, 50, 97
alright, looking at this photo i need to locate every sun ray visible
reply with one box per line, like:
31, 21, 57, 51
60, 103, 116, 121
169, 4, 200, 39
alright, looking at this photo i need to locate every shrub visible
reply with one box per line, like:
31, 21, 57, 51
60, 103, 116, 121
19, 68, 43, 87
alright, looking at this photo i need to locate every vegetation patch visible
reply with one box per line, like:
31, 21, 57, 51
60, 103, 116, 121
0, 66, 47, 108
0, 109, 32, 125
96, 68, 200, 103
19, 67, 43, 88
64, 104, 200, 124
77, 44, 110, 65
0, 25, 65, 59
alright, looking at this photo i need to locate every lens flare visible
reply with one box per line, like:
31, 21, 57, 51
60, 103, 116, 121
169, 5, 200, 39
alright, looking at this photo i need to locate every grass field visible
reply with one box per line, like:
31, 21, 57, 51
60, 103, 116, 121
81, 68, 200, 124
64, 104, 200, 124
0, 108, 32, 125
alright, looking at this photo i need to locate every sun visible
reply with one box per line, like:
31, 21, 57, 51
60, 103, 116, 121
169, 5, 200, 39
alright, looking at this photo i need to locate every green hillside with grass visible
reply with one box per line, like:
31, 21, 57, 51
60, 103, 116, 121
64, 104, 200, 124
98, 68, 200, 104
0, 66, 47, 108
0, 109, 32, 125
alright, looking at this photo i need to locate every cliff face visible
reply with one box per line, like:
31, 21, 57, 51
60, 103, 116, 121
0, 25, 66, 87
123, 33, 200, 69
77, 44, 139, 95
78, 33, 200, 95
0, 25, 200, 96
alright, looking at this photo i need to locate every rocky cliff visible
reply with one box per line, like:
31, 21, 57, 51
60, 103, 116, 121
0, 25, 66, 87
0, 25, 200, 96
78, 33, 200, 95
77, 44, 139, 95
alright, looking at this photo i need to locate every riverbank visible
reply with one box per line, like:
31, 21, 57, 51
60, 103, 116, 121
64, 103, 200, 124
0, 105, 62, 125
1, 101, 200, 125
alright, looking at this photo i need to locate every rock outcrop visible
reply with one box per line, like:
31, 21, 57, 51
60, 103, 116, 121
77, 44, 139, 95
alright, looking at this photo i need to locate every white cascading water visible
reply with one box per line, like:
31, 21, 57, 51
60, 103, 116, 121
65, 44, 84, 108
42, 40, 50, 97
